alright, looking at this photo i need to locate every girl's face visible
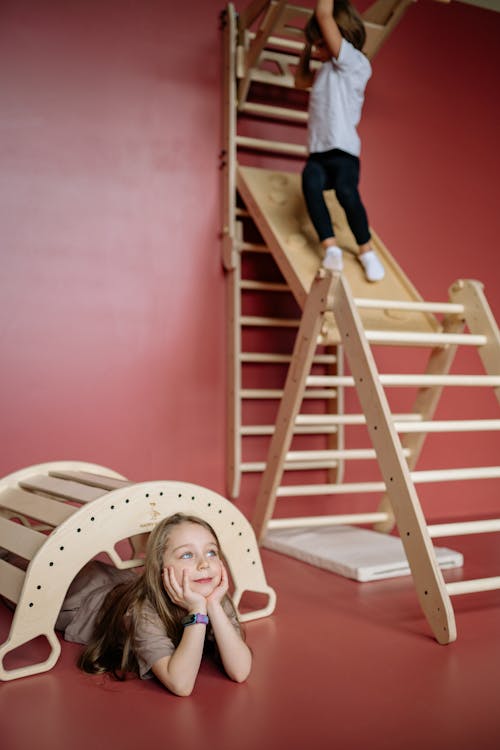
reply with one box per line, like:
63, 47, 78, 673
162, 522, 222, 596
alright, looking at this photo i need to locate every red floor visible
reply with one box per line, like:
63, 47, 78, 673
1, 531, 500, 750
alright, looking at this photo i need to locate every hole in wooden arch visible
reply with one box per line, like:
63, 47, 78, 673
0, 635, 54, 674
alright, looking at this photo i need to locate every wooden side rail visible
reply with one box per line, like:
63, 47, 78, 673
331, 273, 456, 644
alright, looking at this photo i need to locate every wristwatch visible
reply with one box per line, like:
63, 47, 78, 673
181, 612, 209, 626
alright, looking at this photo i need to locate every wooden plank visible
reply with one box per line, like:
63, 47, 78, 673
0, 516, 46, 559
0, 486, 75, 526
0, 559, 25, 603
48, 471, 130, 491
18, 475, 106, 503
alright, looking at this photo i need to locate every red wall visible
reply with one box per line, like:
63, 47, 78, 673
0, 1, 499, 520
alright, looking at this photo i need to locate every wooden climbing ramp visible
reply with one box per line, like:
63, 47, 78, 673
237, 165, 438, 338
0, 461, 276, 681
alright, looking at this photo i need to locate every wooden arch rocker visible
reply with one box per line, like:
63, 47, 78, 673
0, 461, 276, 681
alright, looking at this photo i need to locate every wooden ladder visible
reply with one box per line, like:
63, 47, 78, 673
220, 1, 428, 502
251, 270, 500, 643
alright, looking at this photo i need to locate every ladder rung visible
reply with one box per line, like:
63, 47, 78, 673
354, 297, 465, 314
295, 413, 422, 427
241, 462, 268, 472
244, 68, 296, 90
395, 419, 500, 433
276, 466, 500, 496
239, 241, 269, 253
412, 467, 500, 483
267, 512, 391, 530
307, 374, 500, 388
242, 389, 337, 399
241, 424, 338, 435
239, 101, 308, 124
242, 459, 342, 473
277, 481, 386, 496
446, 577, 500, 596
241, 419, 500, 439
236, 135, 307, 157
241, 352, 336, 364
286, 448, 410, 461
428, 519, 500, 538
240, 280, 290, 292
242, 460, 339, 472
246, 32, 306, 53
241, 315, 300, 328
241, 353, 294, 364
365, 330, 487, 346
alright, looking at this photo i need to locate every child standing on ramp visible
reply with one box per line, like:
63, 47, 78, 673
296, 0, 385, 282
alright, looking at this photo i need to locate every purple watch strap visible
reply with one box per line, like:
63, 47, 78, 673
182, 612, 209, 626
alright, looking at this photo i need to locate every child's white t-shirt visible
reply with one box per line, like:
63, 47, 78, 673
308, 38, 372, 157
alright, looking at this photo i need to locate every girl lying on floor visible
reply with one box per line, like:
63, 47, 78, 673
55, 513, 251, 696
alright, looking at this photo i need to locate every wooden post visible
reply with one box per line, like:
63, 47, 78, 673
252, 269, 339, 541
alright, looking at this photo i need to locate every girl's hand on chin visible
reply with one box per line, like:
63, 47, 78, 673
163, 567, 206, 612
206, 563, 229, 606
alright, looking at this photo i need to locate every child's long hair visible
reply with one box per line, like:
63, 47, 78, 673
78, 513, 240, 680
305, 1, 366, 52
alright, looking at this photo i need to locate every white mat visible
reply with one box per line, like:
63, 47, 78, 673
263, 525, 463, 582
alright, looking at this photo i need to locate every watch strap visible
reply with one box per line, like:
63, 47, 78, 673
181, 612, 209, 626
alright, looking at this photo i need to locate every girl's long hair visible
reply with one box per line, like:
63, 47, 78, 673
306, 1, 366, 52
77, 513, 240, 680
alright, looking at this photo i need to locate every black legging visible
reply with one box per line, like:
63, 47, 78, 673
302, 148, 371, 245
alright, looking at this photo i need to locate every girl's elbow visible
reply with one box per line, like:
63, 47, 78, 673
158, 672, 196, 697
232, 671, 250, 684
173, 686, 194, 697
228, 662, 252, 683
167, 680, 195, 697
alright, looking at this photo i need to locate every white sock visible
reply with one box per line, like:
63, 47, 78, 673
358, 250, 385, 282
322, 246, 343, 272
